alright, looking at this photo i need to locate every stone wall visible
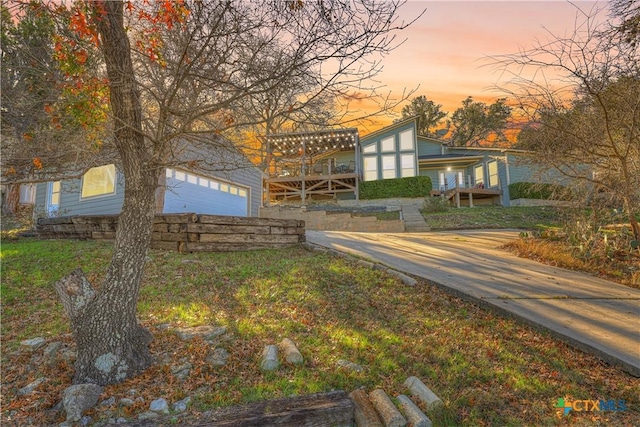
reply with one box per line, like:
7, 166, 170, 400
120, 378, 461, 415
260, 206, 405, 232
36, 213, 305, 252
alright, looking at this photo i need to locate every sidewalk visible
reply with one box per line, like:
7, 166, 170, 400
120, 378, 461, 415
306, 230, 640, 376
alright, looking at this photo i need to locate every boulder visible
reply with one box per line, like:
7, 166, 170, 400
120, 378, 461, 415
62, 383, 103, 422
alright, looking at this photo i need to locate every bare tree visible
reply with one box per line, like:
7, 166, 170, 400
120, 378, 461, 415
12, 0, 416, 385
492, 4, 639, 240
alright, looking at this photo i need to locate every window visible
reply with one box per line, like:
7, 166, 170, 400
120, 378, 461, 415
381, 137, 395, 152
210, 180, 219, 190
165, 168, 173, 178
239, 188, 247, 197
363, 156, 378, 181
81, 164, 116, 199
230, 186, 238, 195
400, 154, 415, 178
199, 177, 209, 187
381, 155, 396, 179
474, 165, 484, 187
19, 184, 36, 204
187, 174, 197, 184
362, 143, 377, 154
175, 171, 185, 181
399, 129, 414, 151
220, 183, 229, 192
488, 161, 499, 187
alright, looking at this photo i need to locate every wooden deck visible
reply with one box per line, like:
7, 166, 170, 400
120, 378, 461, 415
431, 187, 502, 207
266, 173, 358, 201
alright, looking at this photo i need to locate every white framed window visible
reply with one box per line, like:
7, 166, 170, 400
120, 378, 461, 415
19, 184, 36, 204
363, 156, 378, 181
210, 180, 219, 190
381, 137, 395, 152
165, 168, 173, 178
220, 183, 229, 192
381, 155, 396, 179
363, 143, 377, 154
474, 165, 484, 186
199, 177, 209, 187
239, 188, 247, 197
399, 129, 414, 151
400, 154, 415, 178
81, 164, 116, 199
175, 171, 185, 181
187, 174, 197, 184
230, 186, 238, 195
488, 161, 499, 187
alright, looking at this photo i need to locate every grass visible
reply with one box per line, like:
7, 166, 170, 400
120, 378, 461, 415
2, 239, 639, 426
421, 205, 564, 231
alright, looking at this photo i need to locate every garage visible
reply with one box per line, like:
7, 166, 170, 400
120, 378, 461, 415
163, 168, 249, 216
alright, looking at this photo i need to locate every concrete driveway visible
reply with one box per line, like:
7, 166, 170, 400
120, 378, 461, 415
306, 230, 640, 376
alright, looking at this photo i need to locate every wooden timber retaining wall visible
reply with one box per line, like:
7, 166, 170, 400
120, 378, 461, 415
36, 213, 305, 252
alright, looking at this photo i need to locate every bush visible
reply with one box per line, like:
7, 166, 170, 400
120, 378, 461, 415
359, 176, 432, 200
423, 196, 449, 213
509, 182, 569, 200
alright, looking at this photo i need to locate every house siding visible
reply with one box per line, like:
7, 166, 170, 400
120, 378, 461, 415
417, 137, 444, 156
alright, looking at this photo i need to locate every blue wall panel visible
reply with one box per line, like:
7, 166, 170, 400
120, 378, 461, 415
164, 174, 248, 216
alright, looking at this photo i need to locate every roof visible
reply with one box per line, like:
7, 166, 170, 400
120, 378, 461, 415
359, 116, 417, 142
265, 128, 359, 157
418, 154, 484, 166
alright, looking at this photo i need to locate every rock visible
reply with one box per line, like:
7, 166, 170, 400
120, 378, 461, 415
118, 398, 135, 408
60, 348, 77, 362
336, 359, 363, 372
20, 337, 46, 351
279, 338, 303, 365
260, 345, 279, 370
137, 411, 160, 421
349, 388, 383, 427
156, 323, 171, 330
368, 389, 406, 427
18, 377, 47, 396
386, 269, 418, 286
176, 325, 227, 341
171, 362, 192, 380
397, 395, 432, 427
206, 347, 229, 366
62, 383, 104, 423
173, 397, 191, 413
43, 342, 63, 360
404, 377, 443, 411
150, 398, 170, 415
127, 389, 139, 396
80, 415, 92, 426
100, 396, 116, 407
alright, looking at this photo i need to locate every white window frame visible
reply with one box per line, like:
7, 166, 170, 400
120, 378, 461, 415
399, 129, 414, 151
363, 156, 378, 181
81, 164, 116, 199
400, 154, 415, 178
381, 137, 395, 153
19, 184, 36, 204
381, 155, 396, 179
474, 165, 484, 186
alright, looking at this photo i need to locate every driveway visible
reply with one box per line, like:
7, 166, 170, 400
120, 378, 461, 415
306, 230, 640, 376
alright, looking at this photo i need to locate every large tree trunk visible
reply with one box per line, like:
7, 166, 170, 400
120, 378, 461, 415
55, 0, 157, 385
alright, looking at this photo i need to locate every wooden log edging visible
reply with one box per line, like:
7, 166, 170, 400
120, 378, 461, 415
36, 213, 305, 253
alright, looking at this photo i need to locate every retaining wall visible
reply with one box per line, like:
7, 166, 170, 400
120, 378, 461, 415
260, 206, 405, 232
36, 213, 305, 252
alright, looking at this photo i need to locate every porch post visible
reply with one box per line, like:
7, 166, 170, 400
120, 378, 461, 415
355, 134, 360, 201
301, 140, 306, 204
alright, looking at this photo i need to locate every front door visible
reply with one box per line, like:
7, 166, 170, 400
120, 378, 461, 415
439, 171, 464, 191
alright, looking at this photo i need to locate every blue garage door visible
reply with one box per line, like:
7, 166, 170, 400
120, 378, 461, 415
163, 168, 249, 216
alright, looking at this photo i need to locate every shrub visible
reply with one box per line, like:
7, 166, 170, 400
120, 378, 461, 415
423, 196, 449, 213
359, 176, 432, 200
509, 182, 570, 200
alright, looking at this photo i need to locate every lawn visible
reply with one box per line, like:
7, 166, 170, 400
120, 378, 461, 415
421, 205, 564, 231
1, 239, 638, 426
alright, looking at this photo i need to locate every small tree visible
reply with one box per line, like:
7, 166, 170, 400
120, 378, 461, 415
448, 96, 512, 146
396, 95, 447, 136
494, 4, 640, 240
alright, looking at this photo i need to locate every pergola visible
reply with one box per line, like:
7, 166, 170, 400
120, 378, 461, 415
264, 128, 360, 203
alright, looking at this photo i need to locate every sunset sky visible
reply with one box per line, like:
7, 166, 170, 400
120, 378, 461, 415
356, 0, 607, 133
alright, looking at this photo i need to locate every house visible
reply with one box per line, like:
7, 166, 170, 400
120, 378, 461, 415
264, 117, 560, 207
33, 141, 264, 218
